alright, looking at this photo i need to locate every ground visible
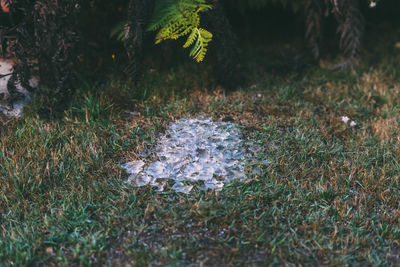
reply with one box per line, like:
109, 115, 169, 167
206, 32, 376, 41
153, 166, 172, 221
1, 32, 400, 266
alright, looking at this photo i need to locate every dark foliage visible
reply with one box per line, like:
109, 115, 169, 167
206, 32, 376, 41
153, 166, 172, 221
332, 0, 365, 69
203, 0, 243, 89
124, 0, 155, 81
304, 0, 365, 68
305, 0, 324, 59
32, 0, 81, 99
1, 0, 81, 115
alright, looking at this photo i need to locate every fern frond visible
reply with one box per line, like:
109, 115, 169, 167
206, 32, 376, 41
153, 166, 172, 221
188, 27, 212, 62
331, 0, 365, 69
304, 0, 323, 59
183, 27, 197, 48
148, 0, 213, 62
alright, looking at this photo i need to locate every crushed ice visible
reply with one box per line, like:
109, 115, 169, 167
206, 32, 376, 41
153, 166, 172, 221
122, 116, 254, 194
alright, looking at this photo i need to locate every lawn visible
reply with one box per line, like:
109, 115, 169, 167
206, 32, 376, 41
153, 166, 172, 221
1, 34, 400, 265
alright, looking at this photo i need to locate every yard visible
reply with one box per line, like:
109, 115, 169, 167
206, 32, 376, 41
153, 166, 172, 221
1, 29, 400, 265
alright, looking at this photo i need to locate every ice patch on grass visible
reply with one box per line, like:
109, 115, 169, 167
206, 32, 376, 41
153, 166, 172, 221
122, 116, 253, 194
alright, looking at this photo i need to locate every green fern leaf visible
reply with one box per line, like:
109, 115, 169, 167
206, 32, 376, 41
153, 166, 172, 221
183, 28, 197, 48
188, 27, 212, 62
148, 0, 213, 62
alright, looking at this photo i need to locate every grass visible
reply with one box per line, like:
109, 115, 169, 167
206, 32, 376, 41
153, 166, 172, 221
1, 36, 400, 266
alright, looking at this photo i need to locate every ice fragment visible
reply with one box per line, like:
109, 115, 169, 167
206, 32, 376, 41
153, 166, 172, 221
121, 160, 145, 175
